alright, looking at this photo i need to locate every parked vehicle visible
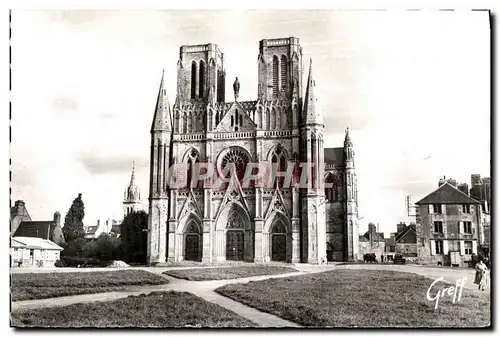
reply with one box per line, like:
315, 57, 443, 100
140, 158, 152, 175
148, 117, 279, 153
393, 253, 406, 264
363, 253, 377, 263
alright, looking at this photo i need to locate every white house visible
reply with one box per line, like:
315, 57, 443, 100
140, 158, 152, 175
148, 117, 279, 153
11, 236, 64, 268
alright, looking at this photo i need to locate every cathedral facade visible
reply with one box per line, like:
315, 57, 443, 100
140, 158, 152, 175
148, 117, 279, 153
147, 37, 359, 264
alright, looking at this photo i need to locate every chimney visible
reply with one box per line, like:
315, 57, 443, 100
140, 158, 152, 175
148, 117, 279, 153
14, 200, 25, 215
53, 211, 61, 225
397, 222, 406, 233
458, 183, 469, 196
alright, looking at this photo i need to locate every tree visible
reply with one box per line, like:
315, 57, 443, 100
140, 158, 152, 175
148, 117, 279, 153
87, 233, 123, 261
60, 237, 88, 257
120, 210, 148, 263
62, 193, 86, 243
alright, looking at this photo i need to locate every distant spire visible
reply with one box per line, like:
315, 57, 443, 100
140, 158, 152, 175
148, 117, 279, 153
125, 161, 140, 202
303, 58, 320, 125
130, 161, 136, 186
151, 69, 172, 133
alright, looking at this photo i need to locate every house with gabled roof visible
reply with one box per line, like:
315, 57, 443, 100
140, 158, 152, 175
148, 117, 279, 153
415, 181, 483, 267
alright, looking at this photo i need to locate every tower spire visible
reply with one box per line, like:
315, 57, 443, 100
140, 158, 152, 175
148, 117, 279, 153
151, 69, 172, 133
303, 58, 321, 125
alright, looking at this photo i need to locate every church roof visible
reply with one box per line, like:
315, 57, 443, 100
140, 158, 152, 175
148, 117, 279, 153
415, 182, 481, 205
324, 147, 344, 165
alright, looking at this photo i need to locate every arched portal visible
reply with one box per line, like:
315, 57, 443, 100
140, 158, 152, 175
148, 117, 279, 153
271, 218, 287, 261
215, 202, 253, 262
263, 211, 292, 262
184, 219, 202, 261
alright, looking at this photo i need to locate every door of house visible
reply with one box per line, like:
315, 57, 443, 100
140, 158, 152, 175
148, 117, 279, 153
226, 230, 245, 261
29, 249, 34, 266
271, 234, 287, 261
185, 234, 200, 261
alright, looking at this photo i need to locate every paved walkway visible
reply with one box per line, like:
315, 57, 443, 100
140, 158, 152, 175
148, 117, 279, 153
11, 263, 489, 327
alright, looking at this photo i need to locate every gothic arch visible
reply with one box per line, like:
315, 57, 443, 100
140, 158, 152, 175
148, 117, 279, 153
265, 108, 271, 130
280, 55, 288, 91
215, 202, 252, 231
263, 209, 291, 234
272, 55, 279, 97
263, 211, 292, 262
182, 111, 188, 134
214, 201, 253, 261
215, 111, 220, 126
324, 172, 339, 203
187, 111, 193, 133
199, 60, 205, 99
177, 211, 203, 234
177, 213, 203, 262
266, 144, 289, 163
191, 61, 197, 99
183, 148, 201, 188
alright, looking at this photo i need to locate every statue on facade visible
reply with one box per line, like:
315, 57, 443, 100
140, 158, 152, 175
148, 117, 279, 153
233, 77, 240, 101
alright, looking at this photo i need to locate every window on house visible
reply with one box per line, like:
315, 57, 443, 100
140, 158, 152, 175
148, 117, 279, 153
464, 241, 473, 255
464, 221, 472, 234
433, 204, 442, 214
435, 240, 444, 254
434, 221, 443, 233
462, 204, 471, 213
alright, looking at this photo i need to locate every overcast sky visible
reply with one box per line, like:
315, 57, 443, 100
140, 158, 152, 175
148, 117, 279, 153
11, 10, 490, 235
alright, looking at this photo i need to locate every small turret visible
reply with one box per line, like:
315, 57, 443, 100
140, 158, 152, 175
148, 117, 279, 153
344, 127, 354, 164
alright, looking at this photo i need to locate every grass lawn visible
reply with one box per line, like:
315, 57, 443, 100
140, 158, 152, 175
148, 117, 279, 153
215, 269, 491, 327
11, 291, 256, 328
11, 270, 169, 302
163, 265, 298, 281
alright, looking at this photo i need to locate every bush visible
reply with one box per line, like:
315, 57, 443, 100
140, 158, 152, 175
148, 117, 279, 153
60, 256, 87, 267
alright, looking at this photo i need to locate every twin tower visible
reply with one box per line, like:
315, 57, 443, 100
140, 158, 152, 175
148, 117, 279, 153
147, 37, 359, 265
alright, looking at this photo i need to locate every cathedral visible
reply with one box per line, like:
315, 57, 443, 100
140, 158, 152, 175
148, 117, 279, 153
147, 37, 359, 264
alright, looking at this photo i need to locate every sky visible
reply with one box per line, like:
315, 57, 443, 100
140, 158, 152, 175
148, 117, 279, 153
10, 10, 490, 236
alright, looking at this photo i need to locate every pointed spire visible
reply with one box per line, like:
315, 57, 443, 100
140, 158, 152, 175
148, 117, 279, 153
344, 127, 354, 162
130, 160, 136, 186
303, 58, 320, 125
151, 69, 172, 133
125, 161, 140, 202
345, 127, 351, 144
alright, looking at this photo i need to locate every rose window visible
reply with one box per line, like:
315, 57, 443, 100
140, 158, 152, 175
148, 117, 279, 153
220, 148, 250, 181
